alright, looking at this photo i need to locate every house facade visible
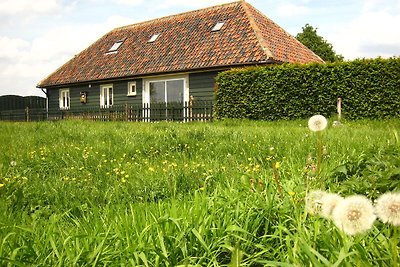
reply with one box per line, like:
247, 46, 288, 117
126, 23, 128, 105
37, 0, 323, 120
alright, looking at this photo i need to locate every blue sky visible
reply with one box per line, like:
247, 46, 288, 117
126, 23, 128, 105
0, 0, 399, 96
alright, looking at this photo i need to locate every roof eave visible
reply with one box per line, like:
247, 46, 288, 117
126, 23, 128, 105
38, 61, 277, 89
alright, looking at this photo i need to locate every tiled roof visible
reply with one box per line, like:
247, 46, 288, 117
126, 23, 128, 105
38, 1, 324, 88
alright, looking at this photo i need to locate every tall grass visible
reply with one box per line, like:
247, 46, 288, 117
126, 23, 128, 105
0, 119, 399, 266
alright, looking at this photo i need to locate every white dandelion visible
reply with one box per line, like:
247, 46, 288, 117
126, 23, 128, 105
305, 190, 327, 215
375, 192, 400, 226
332, 195, 376, 235
308, 115, 328, 132
320, 193, 343, 219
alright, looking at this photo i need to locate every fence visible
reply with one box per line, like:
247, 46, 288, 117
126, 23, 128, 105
0, 101, 213, 122
0, 108, 47, 122
0, 95, 46, 111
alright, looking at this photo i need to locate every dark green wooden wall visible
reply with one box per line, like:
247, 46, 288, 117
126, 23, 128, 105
189, 71, 218, 101
48, 79, 143, 112
47, 71, 218, 112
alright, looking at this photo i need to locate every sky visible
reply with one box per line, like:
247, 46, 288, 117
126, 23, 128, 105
0, 0, 399, 97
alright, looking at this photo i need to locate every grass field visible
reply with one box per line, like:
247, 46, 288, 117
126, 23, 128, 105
0, 119, 399, 266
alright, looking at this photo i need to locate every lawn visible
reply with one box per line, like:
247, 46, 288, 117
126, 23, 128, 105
0, 119, 399, 266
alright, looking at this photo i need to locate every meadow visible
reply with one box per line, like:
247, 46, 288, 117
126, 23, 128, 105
0, 119, 399, 266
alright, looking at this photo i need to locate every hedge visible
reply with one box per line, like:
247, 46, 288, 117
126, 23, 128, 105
215, 58, 400, 120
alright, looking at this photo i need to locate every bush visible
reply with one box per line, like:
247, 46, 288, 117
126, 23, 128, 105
215, 58, 400, 120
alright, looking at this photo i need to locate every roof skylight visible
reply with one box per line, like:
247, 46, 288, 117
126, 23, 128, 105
148, 33, 160, 43
211, 22, 225, 32
108, 40, 123, 52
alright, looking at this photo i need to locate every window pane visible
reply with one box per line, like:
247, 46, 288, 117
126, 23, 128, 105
60, 90, 70, 109
150, 81, 165, 103
166, 80, 184, 103
108, 87, 113, 106
101, 88, 106, 106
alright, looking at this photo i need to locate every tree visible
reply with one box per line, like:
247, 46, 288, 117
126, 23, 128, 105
296, 24, 344, 62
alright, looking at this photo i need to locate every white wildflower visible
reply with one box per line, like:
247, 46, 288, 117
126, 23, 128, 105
308, 115, 328, 132
332, 195, 376, 235
375, 192, 400, 226
305, 190, 327, 215
320, 193, 343, 219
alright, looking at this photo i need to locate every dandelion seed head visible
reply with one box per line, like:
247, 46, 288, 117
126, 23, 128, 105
332, 195, 376, 235
308, 115, 328, 132
305, 190, 327, 215
320, 193, 343, 219
10, 161, 17, 167
375, 192, 400, 226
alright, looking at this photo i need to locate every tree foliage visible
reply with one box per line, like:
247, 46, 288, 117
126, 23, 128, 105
296, 24, 344, 62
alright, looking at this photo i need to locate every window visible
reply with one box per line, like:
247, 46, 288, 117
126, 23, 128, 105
59, 89, 70, 109
143, 75, 189, 106
127, 81, 137, 96
107, 40, 123, 53
100, 84, 113, 108
148, 33, 160, 43
149, 79, 184, 104
143, 75, 189, 120
211, 21, 225, 32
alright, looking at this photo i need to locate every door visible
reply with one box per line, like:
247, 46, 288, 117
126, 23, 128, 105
143, 75, 189, 120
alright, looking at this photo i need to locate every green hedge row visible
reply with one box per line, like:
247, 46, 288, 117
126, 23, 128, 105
215, 58, 400, 120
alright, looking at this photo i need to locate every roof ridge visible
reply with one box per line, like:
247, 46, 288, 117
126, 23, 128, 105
114, 1, 241, 31
240, 1, 273, 60
243, 2, 324, 63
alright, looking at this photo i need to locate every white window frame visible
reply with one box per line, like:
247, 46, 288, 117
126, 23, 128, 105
100, 84, 113, 108
127, 81, 137, 96
142, 74, 189, 120
59, 89, 70, 110
211, 21, 225, 32
108, 41, 123, 52
148, 33, 160, 43
143, 74, 189, 105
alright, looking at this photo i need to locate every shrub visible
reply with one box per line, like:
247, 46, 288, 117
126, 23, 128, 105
215, 58, 400, 120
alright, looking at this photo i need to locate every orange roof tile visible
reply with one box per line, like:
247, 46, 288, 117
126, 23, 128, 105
38, 1, 323, 88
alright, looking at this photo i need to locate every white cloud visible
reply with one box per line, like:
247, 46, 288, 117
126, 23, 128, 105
88, 0, 144, 5
276, 3, 310, 17
106, 15, 139, 28
362, 0, 400, 13
328, 6, 400, 59
0, 13, 139, 96
113, 0, 144, 5
0, 37, 30, 59
0, 0, 61, 15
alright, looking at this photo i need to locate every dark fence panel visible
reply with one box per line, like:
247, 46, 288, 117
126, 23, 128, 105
0, 95, 46, 111
0, 108, 47, 122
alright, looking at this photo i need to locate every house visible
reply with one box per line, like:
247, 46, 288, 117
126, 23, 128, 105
37, 0, 323, 120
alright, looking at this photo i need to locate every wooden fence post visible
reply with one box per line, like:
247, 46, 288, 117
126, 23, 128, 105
337, 97, 342, 121
124, 104, 129, 121
25, 107, 29, 122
